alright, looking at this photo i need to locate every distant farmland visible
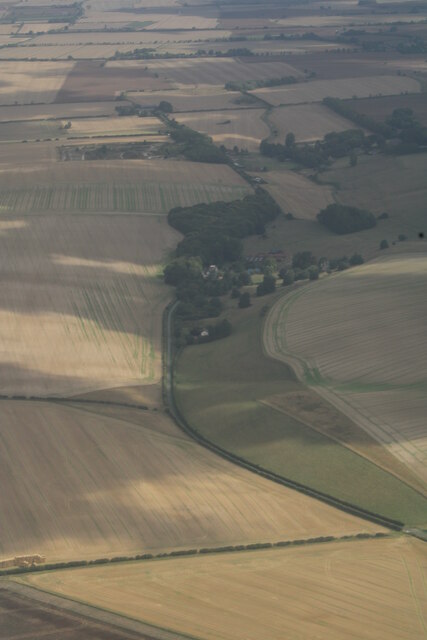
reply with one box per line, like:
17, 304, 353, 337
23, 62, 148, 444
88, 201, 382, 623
251, 75, 420, 106
264, 254, 427, 489
24, 537, 427, 640
0, 60, 73, 105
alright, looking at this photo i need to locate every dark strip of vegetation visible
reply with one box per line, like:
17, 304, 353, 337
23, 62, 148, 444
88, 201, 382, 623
163, 122, 229, 164
225, 76, 298, 92
0, 533, 390, 576
260, 128, 377, 169
317, 203, 377, 235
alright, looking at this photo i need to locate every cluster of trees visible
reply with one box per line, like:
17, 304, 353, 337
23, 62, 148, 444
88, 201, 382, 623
168, 190, 281, 264
279, 251, 365, 286
224, 76, 297, 92
165, 191, 281, 320
165, 122, 228, 163
317, 203, 377, 235
260, 128, 374, 169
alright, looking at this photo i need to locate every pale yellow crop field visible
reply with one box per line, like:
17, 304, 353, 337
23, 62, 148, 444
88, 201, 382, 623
0, 159, 251, 214
0, 399, 381, 563
264, 254, 427, 488
258, 169, 334, 219
0, 101, 123, 122
0, 60, 74, 104
0, 215, 178, 397
270, 103, 358, 142
24, 537, 426, 640
251, 75, 420, 106
62, 115, 164, 137
129, 85, 244, 112
174, 109, 270, 151
275, 13, 427, 26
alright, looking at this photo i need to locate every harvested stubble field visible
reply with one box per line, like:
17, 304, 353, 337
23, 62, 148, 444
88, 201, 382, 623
255, 169, 334, 219
0, 101, 126, 122
61, 115, 164, 138
54, 61, 171, 103
251, 75, 420, 106
136, 57, 302, 86
0, 215, 178, 397
264, 254, 427, 489
173, 109, 270, 151
175, 297, 427, 524
128, 85, 244, 112
0, 60, 73, 105
0, 159, 250, 214
23, 537, 427, 640
0, 398, 381, 563
269, 103, 357, 142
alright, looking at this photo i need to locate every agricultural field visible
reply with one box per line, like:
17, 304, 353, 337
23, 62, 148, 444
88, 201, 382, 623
0, 584, 155, 640
264, 254, 427, 488
60, 115, 164, 138
128, 86, 245, 112
347, 93, 427, 127
54, 60, 171, 103
135, 57, 302, 86
173, 109, 270, 151
0, 60, 73, 105
269, 103, 358, 143
23, 537, 427, 640
0, 101, 126, 122
255, 169, 334, 219
175, 296, 427, 524
0, 398, 381, 563
0, 159, 251, 214
251, 75, 420, 106
0, 215, 178, 396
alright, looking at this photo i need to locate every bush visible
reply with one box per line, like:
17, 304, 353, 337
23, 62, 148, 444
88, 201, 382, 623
398, 234, 407, 241
292, 251, 316, 270
238, 292, 251, 308
308, 265, 319, 280
349, 253, 364, 266
380, 239, 389, 250
256, 274, 276, 296
317, 204, 376, 234
281, 268, 295, 286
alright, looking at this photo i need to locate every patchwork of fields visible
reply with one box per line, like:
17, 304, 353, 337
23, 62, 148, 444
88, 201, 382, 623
23, 537, 427, 640
264, 254, 427, 489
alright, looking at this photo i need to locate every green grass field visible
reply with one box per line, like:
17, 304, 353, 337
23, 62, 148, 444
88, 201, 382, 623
174, 296, 427, 526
